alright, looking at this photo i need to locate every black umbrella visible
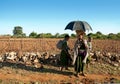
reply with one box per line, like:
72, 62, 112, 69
65, 21, 92, 32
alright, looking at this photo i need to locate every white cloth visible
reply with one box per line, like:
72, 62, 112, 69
83, 52, 89, 63
83, 40, 89, 63
72, 39, 89, 65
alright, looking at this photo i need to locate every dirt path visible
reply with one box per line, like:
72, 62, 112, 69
0, 72, 120, 83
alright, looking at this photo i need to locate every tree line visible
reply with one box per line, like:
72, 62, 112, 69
2, 26, 120, 40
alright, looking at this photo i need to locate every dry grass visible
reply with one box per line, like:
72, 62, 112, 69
0, 38, 120, 54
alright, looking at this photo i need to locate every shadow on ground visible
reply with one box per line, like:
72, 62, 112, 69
0, 62, 73, 76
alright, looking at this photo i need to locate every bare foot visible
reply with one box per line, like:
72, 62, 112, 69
81, 73, 86, 77
60, 67, 63, 71
74, 73, 79, 77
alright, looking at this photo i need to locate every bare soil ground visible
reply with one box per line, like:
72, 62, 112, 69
0, 63, 120, 84
0, 38, 120, 83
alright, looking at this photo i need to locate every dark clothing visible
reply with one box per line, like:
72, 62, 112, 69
60, 50, 69, 66
60, 40, 71, 66
75, 51, 86, 73
74, 39, 87, 73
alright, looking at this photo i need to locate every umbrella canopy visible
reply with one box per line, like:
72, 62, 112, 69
65, 21, 92, 32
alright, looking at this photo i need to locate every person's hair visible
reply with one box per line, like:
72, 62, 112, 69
77, 34, 84, 38
88, 36, 92, 42
65, 34, 70, 38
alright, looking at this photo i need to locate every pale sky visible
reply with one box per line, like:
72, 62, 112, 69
0, 0, 120, 35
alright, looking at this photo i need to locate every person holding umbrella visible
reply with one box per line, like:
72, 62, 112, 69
65, 20, 93, 76
73, 31, 88, 77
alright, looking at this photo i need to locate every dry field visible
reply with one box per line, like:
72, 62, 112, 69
0, 38, 120, 84
0, 38, 120, 53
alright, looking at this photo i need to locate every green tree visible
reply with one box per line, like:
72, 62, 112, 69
87, 33, 94, 37
71, 33, 76, 38
29, 32, 38, 38
116, 32, 120, 39
87, 32, 107, 39
22, 33, 26, 38
36, 33, 43, 38
45, 33, 53, 38
87, 33, 97, 39
59, 33, 69, 38
107, 33, 117, 39
13, 26, 25, 37
54, 33, 60, 38
13, 26, 23, 35
95, 31, 103, 39
87, 31, 120, 40
36, 33, 53, 38
96, 31, 102, 35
